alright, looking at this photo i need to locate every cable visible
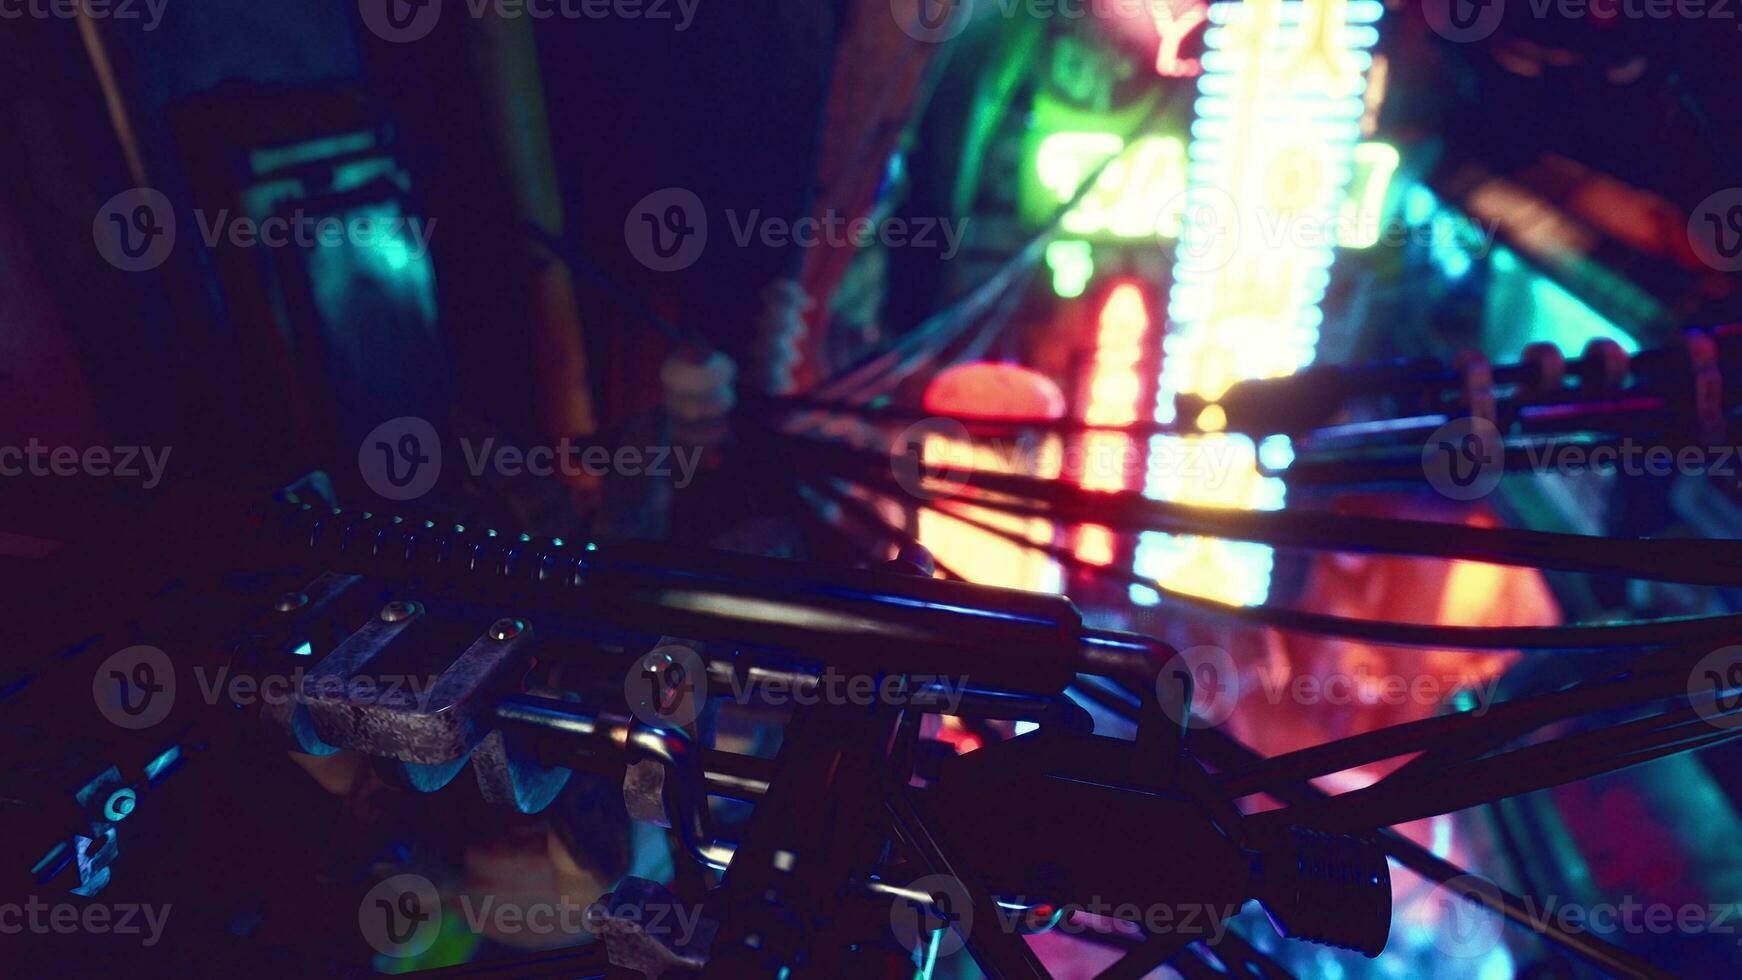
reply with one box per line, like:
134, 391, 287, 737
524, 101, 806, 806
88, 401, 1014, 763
823, 474, 1742, 650
807, 83, 1195, 402
771, 431, 1742, 588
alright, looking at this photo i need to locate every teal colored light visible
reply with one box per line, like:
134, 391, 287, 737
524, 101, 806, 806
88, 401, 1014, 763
32, 842, 69, 877
1483, 245, 1639, 361
144, 744, 182, 781
292, 641, 315, 658
1403, 185, 1438, 226
375, 235, 414, 273
249, 131, 376, 175
1526, 273, 1639, 354
1477, 946, 1515, 980
1258, 434, 1295, 472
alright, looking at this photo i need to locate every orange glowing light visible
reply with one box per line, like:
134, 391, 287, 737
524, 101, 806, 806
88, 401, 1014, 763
918, 364, 1066, 591
1075, 283, 1153, 565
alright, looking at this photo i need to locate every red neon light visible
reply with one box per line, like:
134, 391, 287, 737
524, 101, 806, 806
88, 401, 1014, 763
1151, 0, 1207, 78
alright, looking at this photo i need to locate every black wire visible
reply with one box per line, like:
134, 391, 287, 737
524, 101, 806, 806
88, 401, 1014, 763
807, 81, 1194, 401
823, 474, 1742, 650
771, 430, 1742, 588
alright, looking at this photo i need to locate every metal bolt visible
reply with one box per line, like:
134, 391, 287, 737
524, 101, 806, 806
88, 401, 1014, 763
489, 618, 526, 641
104, 788, 137, 822
274, 592, 309, 613
380, 600, 422, 623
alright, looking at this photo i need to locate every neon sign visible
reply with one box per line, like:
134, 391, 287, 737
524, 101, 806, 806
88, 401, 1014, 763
1136, 0, 1384, 607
